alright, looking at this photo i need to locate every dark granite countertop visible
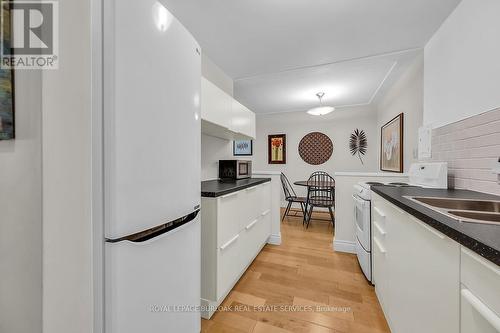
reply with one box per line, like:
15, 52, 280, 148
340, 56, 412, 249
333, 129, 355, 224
371, 185, 500, 266
201, 178, 271, 198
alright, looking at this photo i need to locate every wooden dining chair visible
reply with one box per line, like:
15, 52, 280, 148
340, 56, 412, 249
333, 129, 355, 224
304, 171, 335, 229
280, 172, 306, 221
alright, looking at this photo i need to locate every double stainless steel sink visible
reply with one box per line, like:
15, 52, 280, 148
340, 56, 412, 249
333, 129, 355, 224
404, 196, 500, 225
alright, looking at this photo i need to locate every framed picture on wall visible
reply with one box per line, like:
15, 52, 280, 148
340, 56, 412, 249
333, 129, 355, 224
233, 140, 253, 156
380, 113, 403, 172
268, 134, 286, 164
0, 1, 15, 140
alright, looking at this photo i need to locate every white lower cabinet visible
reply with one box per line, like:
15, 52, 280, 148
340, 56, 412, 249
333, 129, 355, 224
201, 182, 272, 319
217, 233, 242, 300
372, 193, 460, 333
460, 248, 500, 333
373, 194, 500, 333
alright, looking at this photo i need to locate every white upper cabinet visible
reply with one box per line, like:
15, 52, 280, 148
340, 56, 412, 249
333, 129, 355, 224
231, 100, 256, 139
201, 77, 256, 140
201, 77, 232, 129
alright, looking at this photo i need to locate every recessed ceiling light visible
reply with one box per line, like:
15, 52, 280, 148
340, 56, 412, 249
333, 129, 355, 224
307, 92, 335, 116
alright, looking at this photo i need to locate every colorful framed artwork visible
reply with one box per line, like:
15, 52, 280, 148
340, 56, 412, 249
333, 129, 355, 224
0, 1, 15, 140
380, 113, 403, 172
233, 140, 253, 156
268, 134, 286, 164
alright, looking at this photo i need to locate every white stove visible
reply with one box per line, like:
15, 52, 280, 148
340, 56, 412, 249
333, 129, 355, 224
353, 162, 448, 283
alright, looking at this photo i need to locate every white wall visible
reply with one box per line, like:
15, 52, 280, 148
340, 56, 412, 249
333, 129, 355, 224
253, 106, 379, 197
376, 54, 424, 172
424, 0, 500, 128
201, 134, 240, 180
0, 71, 42, 332
42, 0, 93, 332
202, 54, 233, 96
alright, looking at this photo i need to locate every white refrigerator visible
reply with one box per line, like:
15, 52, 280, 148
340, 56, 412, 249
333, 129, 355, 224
103, 0, 201, 332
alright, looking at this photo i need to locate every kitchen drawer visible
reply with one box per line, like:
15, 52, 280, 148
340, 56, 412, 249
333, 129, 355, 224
217, 190, 245, 247
372, 205, 388, 244
242, 185, 261, 231
240, 216, 262, 267
259, 182, 271, 214
259, 209, 271, 244
241, 209, 271, 260
216, 232, 242, 300
240, 210, 271, 267
461, 248, 500, 317
461, 285, 500, 333
372, 233, 389, 311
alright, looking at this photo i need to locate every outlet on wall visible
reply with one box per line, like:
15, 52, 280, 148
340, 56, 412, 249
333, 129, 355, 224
418, 126, 432, 160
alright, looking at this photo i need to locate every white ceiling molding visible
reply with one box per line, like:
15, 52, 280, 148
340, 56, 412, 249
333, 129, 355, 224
234, 49, 420, 114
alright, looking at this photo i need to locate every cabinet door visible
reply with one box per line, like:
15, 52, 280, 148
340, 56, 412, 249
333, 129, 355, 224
259, 182, 271, 215
461, 287, 500, 333
242, 185, 260, 231
460, 248, 500, 333
217, 191, 244, 247
242, 107, 256, 139
201, 77, 232, 129
231, 100, 256, 139
217, 232, 242, 300
371, 197, 391, 318
388, 206, 460, 333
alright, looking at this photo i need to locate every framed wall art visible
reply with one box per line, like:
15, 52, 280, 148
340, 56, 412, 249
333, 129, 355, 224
298, 132, 333, 165
268, 134, 286, 164
0, 1, 15, 140
380, 113, 403, 172
233, 139, 252, 156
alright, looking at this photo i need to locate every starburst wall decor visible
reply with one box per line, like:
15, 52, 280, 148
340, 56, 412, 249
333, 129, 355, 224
349, 129, 367, 164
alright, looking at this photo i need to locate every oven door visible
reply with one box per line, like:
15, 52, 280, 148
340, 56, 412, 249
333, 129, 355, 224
353, 194, 371, 251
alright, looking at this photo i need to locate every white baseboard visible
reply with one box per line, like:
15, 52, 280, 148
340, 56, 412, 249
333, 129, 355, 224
333, 240, 356, 254
200, 298, 217, 319
267, 233, 282, 245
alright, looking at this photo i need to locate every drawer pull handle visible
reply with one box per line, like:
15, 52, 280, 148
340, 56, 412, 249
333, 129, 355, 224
374, 237, 386, 254
220, 234, 239, 250
410, 216, 445, 240
246, 186, 258, 192
461, 288, 500, 331
373, 207, 386, 218
220, 192, 238, 199
245, 219, 259, 230
373, 222, 386, 236
261, 209, 270, 216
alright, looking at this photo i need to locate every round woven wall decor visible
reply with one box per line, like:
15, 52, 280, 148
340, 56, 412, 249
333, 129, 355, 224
298, 132, 333, 165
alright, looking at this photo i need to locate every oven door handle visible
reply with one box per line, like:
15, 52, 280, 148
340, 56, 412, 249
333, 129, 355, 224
352, 194, 369, 207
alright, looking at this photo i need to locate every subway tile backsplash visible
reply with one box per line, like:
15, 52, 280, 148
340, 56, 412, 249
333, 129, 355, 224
431, 108, 500, 195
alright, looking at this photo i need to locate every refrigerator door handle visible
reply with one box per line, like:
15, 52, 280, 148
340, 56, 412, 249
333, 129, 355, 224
106, 209, 200, 244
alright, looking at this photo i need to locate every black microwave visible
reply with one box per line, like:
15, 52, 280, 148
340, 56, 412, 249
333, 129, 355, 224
219, 160, 252, 180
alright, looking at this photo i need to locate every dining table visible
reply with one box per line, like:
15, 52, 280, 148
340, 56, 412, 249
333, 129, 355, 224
293, 180, 336, 188
293, 179, 335, 223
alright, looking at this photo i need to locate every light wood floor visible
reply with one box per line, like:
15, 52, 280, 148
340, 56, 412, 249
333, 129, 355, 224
201, 209, 390, 333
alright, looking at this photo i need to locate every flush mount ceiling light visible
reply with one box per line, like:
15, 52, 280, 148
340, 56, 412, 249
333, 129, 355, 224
306, 92, 335, 116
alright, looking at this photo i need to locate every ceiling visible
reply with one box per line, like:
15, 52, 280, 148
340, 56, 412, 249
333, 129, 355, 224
234, 50, 421, 114
163, 0, 461, 113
